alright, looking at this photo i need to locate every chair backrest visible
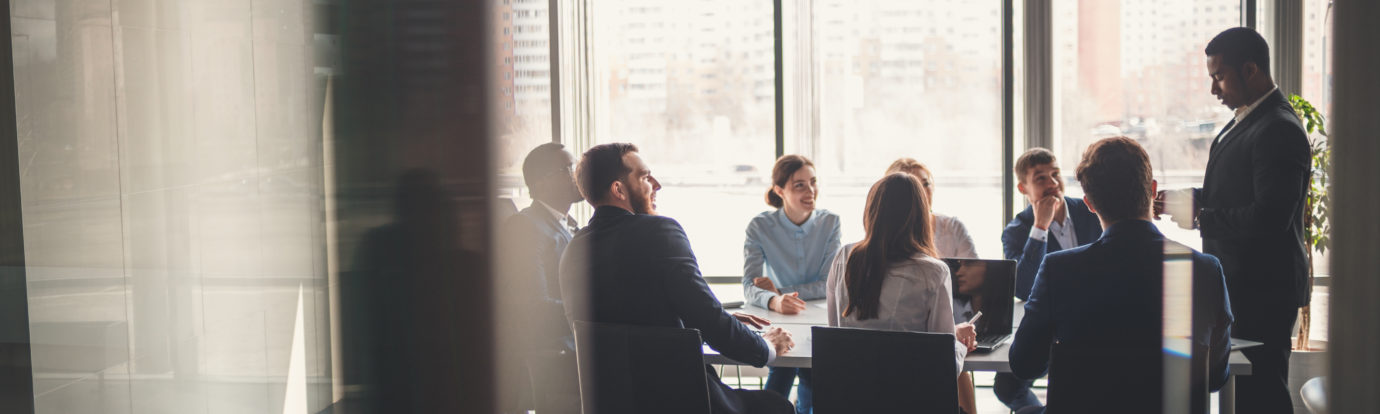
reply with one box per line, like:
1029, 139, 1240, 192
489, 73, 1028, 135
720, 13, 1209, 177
811, 326, 957, 414
1047, 341, 1164, 414
571, 320, 711, 414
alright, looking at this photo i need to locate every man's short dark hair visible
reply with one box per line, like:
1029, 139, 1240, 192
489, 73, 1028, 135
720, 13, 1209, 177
576, 143, 639, 203
1014, 148, 1058, 183
1205, 27, 1271, 78
522, 142, 568, 191
1076, 137, 1153, 222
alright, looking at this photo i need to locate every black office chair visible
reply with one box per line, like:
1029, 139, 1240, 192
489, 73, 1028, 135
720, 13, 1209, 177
571, 320, 712, 414
812, 326, 958, 414
526, 349, 581, 414
1046, 341, 1165, 414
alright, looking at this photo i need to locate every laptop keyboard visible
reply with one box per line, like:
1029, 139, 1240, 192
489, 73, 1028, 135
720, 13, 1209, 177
977, 333, 1010, 345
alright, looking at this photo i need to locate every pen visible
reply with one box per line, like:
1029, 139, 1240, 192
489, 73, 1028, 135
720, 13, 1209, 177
968, 311, 983, 325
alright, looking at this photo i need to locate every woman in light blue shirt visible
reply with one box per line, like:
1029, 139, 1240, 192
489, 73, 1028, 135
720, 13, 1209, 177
744, 154, 841, 413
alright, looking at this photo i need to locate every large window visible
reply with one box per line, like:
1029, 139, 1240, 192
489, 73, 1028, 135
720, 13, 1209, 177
811, 1, 1006, 258
590, 0, 777, 276
1053, 0, 1241, 250
1301, 0, 1333, 343
561, 0, 1329, 279
495, 0, 556, 209
1301, 0, 1332, 124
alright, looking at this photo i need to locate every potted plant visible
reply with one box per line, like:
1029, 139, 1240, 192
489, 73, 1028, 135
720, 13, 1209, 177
1286, 93, 1329, 412
1288, 93, 1329, 351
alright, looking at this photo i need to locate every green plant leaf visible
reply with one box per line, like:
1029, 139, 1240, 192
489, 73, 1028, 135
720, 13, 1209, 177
1290, 94, 1331, 255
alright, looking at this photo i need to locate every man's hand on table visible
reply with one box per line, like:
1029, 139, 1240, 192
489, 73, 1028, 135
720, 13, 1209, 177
768, 292, 806, 315
955, 322, 977, 352
762, 327, 794, 355
732, 312, 771, 330
733, 312, 793, 355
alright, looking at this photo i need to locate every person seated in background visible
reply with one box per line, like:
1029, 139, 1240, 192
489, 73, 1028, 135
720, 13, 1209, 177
1008, 137, 1234, 413
824, 173, 978, 393
501, 143, 584, 351
496, 143, 584, 413
886, 158, 978, 259
997, 148, 1104, 412
560, 143, 796, 414
886, 158, 980, 414
743, 155, 842, 413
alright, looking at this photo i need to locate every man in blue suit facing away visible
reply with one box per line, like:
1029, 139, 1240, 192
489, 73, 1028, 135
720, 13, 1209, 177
1009, 137, 1234, 412
996, 147, 1104, 411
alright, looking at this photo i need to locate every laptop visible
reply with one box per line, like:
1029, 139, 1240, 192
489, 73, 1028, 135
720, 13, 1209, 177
942, 258, 1017, 353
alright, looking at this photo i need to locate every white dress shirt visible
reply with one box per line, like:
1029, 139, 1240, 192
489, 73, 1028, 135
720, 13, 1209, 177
1215, 85, 1279, 146
933, 214, 978, 259
1027, 206, 1078, 249
537, 200, 576, 234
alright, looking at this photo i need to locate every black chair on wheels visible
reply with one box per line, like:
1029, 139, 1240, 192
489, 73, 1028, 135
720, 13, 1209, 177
571, 320, 712, 414
812, 326, 958, 414
1046, 341, 1173, 414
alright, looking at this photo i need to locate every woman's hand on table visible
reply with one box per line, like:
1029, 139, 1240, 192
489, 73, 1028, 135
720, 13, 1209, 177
768, 292, 806, 315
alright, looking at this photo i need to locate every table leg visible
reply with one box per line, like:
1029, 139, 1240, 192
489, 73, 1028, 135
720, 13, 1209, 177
1218, 375, 1235, 414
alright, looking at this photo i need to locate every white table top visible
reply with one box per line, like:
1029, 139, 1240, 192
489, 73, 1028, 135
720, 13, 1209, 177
729, 300, 830, 326
710, 299, 1254, 375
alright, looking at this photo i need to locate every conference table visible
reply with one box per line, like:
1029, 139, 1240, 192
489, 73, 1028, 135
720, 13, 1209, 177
704, 299, 1255, 414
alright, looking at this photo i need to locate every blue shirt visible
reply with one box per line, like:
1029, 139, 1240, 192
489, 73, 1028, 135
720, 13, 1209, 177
742, 209, 842, 309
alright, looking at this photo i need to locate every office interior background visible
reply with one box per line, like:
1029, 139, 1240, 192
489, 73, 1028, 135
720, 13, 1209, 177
0, 0, 1376, 413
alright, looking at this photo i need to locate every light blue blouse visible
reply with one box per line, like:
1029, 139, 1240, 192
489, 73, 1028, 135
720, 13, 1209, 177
742, 209, 842, 309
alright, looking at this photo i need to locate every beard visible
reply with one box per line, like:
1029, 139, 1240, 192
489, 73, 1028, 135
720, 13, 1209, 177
630, 189, 657, 215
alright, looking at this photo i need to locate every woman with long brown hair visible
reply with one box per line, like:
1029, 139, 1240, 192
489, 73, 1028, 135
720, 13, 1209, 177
885, 158, 984, 413
824, 173, 977, 391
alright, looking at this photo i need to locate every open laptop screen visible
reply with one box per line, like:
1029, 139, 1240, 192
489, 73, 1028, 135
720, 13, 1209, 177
943, 258, 1016, 337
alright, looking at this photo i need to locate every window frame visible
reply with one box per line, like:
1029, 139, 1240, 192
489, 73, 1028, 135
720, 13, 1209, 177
545, 0, 1277, 281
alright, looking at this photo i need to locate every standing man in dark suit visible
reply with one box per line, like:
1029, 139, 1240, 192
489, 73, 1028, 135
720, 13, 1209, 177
996, 148, 1104, 412
560, 143, 796, 414
1157, 27, 1311, 413
1011, 137, 1234, 412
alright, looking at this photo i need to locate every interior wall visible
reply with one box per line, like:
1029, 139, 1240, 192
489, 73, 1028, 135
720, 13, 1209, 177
1328, 0, 1380, 412
9, 1, 331, 412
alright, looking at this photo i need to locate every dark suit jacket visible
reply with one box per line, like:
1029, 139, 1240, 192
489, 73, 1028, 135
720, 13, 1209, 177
560, 206, 775, 413
1197, 89, 1312, 308
1002, 196, 1104, 300
500, 202, 577, 351
1009, 220, 1235, 391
